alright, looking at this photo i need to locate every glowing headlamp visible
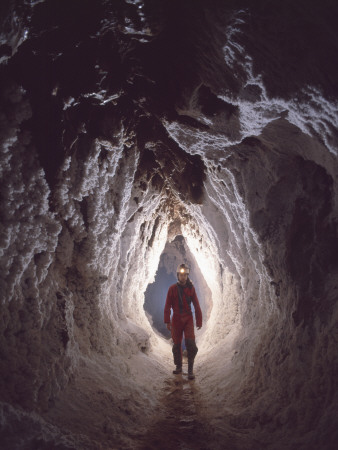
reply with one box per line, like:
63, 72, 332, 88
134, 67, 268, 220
177, 264, 189, 275
176, 264, 189, 275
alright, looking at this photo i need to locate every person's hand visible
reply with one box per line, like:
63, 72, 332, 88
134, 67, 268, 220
166, 323, 171, 331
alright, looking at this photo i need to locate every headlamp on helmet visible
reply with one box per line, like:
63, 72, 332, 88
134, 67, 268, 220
176, 264, 190, 275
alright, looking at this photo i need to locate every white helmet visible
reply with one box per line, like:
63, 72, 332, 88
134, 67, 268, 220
176, 263, 190, 275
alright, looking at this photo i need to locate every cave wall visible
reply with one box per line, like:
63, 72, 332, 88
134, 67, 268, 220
1, 0, 338, 448
193, 118, 338, 447
0, 78, 166, 411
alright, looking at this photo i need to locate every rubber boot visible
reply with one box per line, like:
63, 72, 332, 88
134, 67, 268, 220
188, 360, 195, 380
186, 339, 198, 380
172, 343, 182, 374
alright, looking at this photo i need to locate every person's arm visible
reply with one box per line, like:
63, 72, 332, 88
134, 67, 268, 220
192, 287, 202, 329
164, 286, 172, 330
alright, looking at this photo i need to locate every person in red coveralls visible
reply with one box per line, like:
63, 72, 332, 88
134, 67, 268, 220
164, 263, 202, 380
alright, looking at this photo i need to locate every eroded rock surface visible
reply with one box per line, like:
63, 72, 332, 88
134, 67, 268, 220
1, 1, 338, 449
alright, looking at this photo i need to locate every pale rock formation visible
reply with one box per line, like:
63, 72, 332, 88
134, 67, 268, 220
0, 1, 337, 449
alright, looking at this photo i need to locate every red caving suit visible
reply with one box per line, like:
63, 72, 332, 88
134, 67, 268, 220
164, 281, 202, 345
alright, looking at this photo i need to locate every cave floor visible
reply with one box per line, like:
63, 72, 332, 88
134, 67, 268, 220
136, 373, 215, 450
134, 358, 254, 450
42, 348, 260, 450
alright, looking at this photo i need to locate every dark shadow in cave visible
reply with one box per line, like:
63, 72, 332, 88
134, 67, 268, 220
144, 266, 176, 339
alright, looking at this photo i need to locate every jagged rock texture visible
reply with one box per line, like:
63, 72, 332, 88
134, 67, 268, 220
1, 1, 338, 449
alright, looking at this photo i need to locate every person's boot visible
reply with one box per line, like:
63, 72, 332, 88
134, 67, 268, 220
172, 343, 182, 374
188, 359, 195, 380
186, 339, 198, 380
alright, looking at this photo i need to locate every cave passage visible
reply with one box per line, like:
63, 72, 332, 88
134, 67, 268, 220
1, 0, 338, 449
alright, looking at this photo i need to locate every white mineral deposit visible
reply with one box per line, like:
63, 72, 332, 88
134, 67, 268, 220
0, 1, 337, 449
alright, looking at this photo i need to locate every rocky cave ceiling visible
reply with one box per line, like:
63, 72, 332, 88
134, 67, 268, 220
0, 0, 338, 449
